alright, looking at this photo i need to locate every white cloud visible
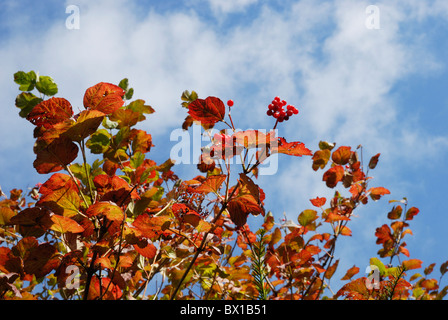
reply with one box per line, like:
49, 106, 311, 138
206, 0, 258, 15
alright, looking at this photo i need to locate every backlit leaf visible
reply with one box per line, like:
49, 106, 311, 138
312, 149, 331, 171
310, 197, 326, 208
405, 207, 419, 221
387, 205, 402, 220
50, 215, 84, 233
86, 202, 124, 222
341, 265, 360, 280
23, 243, 59, 278
27, 97, 73, 128
369, 187, 390, 201
368, 153, 381, 170
83, 82, 125, 114
132, 214, 171, 239
35, 75, 58, 96
298, 209, 318, 227
332, 146, 352, 165
322, 165, 345, 188
192, 174, 226, 194
187, 96, 225, 126
63, 109, 105, 142
275, 137, 312, 157
402, 259, 423, 271
33, 137, 79, 174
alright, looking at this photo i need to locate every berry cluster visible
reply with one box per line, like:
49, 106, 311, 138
266, 97, 299, 122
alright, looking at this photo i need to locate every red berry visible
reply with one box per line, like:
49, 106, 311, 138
281, 100, 287, 106
268, 103, 275, 110
284, 115, 289, 121
273, 112, 280, 119
267, 109, 273, 116
287, 110, 293, 117
227, 100, 234, 107
293, 108, 299, 115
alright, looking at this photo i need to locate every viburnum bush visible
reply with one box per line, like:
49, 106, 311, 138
0, 70, 447, 300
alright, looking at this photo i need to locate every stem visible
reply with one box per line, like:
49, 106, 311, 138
79, 140, 95, 203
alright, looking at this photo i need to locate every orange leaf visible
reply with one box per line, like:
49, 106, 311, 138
132, 214, 171, 239
133, 242, 157, 259
322, 165, 345, 188
369, 187, 390, 201
86, 202, 124, 222
341, 265, 360, 280
83, 82, 125, 115
275, 137, 312, 157
192, 174, 226, 194
50, 215, 84, 233
310, 197, 326, 208
325, 259, 339, 279
332, 146, 352, 165
38, 173, 81, 217
27, 97, 73, 128
63, 109, 105, 142
402, 259, 423, 270
187, 96, 225, 126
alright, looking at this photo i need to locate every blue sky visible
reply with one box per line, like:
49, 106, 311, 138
1, 0, 448, 295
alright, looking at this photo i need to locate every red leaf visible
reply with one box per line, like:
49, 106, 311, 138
322, 165, 345, 188
369, 153, 381, 169
310, 197, 326, 208
83, 82, 125, 115
87, 277, 122, 300
275, 137, 312, 157
27, 97, 73, 128
23, 243, 59, 278
93, 174, 139, 204
33, 137, 79, 174
375, 224, 393, 245
405, 207, 419, 221
50, 215, 84, 233
187, 96, 225, 126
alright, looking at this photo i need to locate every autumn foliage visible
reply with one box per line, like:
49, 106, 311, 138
0, 70, 446, 300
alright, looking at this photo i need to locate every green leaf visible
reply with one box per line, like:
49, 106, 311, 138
125, 88, 134, 100
298, 209, 318, 227
369, 257, 386, 276
318, 141, 335, 151
86, 129, 111, 154
15, 92, 43, 118
118, 78, 129, 91
14, 71, 37, 91
130, 151, 145, 169
35, 76, 58, 96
